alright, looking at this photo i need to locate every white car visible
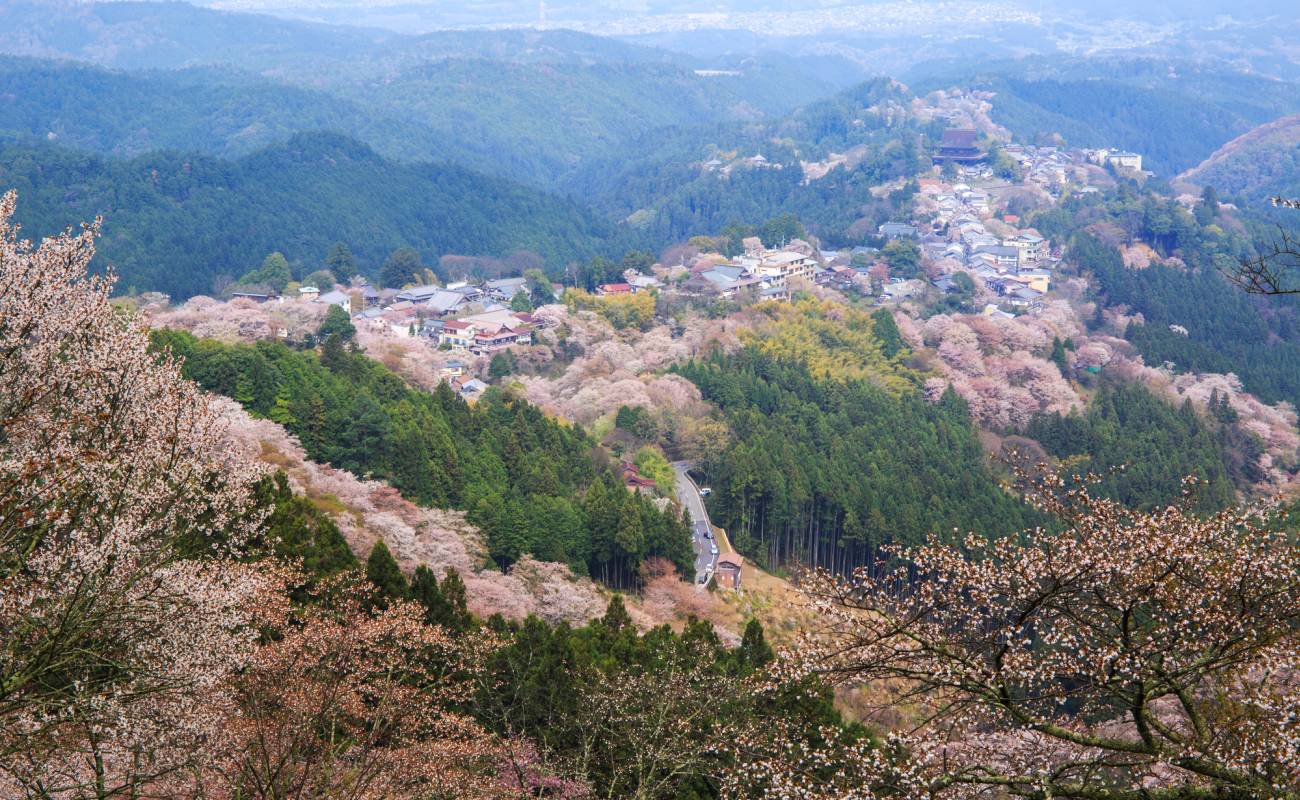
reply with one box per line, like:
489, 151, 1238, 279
710, 544, 718, 556
699, 487, 711, 497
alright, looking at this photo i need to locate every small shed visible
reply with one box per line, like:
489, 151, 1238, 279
715, 553, 743, 591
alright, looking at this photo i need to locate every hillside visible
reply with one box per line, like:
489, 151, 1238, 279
0, 132, 613, 298
0, 57, 443, 161
1180, 114, 1300, 201
910, 59, 1300, 175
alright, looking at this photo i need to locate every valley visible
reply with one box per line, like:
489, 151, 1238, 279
2, 1, 1300, 798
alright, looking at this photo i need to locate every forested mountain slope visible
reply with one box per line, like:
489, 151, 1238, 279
911, 59, 1300, 175
154, 329, 695, 587
0, 57, 440, 160
1180, 114, 1300, 202
0, 132, 613, 299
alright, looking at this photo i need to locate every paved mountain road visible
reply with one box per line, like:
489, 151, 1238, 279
672, 461, 717, 585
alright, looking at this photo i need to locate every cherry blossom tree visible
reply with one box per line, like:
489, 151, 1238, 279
758, 474, 1300, 799
211, 586, 508, 800
0, 190, 277, 796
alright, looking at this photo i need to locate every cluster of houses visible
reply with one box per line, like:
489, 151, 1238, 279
301, 277, 542, 356
911, 176, 1059, 314
681, 238, 819, 301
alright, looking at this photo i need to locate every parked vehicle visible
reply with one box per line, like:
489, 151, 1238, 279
699, 487, 711, 497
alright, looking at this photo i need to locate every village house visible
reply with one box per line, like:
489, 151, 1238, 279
755, 250, 816, 285
484, 276, 527, 301
620, 461, 659, 496
232, 290, 279, 304
1003, 233, 1046, 266
298, 286, 320, 301
596, 282, 633, 296
879, 222, 919, 240
438, 309, 534, 355
714, 552, 743, 590
316, 289, 351, 311
973, 245, 1021, 271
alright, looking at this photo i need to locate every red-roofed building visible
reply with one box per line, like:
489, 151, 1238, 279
597, 283, 633, 295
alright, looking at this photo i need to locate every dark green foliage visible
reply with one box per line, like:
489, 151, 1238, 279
1050, 337, 1069, 376
365, 539, 409, 608
477, 611, 850, 799
488, 350, 517, 380
1025, 383, 1238, 512
0, 133, 612, 299
317, 305, 356, 341
325, 242, 358, 282
439, 568, 470, 630
883, 239, 921, 278
410, 565, 473, 633
152, 329, 691, 587
1063, 211, 1300, 405
674, 351, 1032, 572
614, 404, 658, 442
738, 618, 775, 669
258, 472, 358, 581
380, 246, 423, 289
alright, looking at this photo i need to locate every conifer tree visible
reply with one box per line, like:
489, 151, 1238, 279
738, 618, 775, 669
365, 540, 408, 608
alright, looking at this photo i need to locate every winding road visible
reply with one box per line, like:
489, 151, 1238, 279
672, 461, 718, 586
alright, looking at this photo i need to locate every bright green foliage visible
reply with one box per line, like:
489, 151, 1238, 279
239, 252, 292, 292
524, 268, 556, 305
510, 289, 533, 312
317, 304, 356, 341
675, 350, 1031, 572
633, 446, 675, 496
365, 539, 409, 608
739, 299, 918, 394
152, 329, 691, 587
1025, 383, 1238, 512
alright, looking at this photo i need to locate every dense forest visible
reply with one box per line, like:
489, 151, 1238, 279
675, 349, 1032, 572
1039, 195, 1300, 405
0, 133, 613, 299
1026, 383, 1239, 511
152, 330, 694, 586
564, 79, 931, 248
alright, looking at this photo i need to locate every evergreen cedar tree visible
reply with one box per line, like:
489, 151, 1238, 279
674, 348, 1033, 572
381, 246, 423, 289
326, 241, 359, 282
317, 304, 356, 341
152, 328, 694, 587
